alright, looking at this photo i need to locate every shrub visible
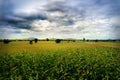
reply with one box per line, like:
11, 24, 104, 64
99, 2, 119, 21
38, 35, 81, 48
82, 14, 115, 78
46, 38, 49, 41
3, 39, 10, 44
95, 39, 98, 42
29, 40, 33, 44
55, 39, 61, 43
34, 38, 38, 43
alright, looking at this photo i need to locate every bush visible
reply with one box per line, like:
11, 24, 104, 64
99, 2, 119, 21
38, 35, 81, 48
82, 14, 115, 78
29, 40, 33, 44
55, 39, 61, 43
3, 39, 10, 44
34, 38, 38, 43
46, 38, 49, 41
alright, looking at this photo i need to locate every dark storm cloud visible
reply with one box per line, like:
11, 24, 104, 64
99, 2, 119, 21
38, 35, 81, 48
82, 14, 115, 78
94, 0, 120, 17
6, 14, 47, 29
0, 0, 48, 30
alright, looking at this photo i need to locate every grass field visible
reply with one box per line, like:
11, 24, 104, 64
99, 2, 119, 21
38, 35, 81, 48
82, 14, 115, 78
0, 41, 120, 80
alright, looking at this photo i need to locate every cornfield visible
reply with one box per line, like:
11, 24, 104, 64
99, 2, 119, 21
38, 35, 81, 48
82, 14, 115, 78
0, 41, 120, 80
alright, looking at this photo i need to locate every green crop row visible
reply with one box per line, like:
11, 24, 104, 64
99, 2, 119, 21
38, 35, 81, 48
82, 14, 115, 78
0, 47, 120, 80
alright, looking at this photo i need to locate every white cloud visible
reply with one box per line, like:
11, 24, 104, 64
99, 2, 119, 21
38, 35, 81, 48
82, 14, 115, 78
109, 16, 120, 26
49, 11, 65, 18
30, 20, 58, 31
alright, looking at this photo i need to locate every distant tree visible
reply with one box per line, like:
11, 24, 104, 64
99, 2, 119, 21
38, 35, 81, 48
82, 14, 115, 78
3, 39, 10, 44
34, 38, 38, 43
29, 40, 33, 44
46, 38, 49, 41
95, 39, 98, 42
83, 38, 85, 41
86, 39, 89, 42
55, 39, 61, 43
73, 40, 76, 42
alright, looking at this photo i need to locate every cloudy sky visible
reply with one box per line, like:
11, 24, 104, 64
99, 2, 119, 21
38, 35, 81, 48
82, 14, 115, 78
0, 0, 120, 39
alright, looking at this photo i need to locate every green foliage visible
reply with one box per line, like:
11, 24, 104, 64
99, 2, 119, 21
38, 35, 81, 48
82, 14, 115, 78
29, 40, 33, 44
55, 39, 61, 43
0, 47, 120, 80
34, 38, 38, 43
46, 38, 49, 41
3, 39, 10, 44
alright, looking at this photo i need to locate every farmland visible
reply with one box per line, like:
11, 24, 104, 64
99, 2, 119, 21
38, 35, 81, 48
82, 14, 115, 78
0, 41, 120, 80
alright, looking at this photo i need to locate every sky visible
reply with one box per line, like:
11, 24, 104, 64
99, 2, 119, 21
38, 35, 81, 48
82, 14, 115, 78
0, 0, 120, 39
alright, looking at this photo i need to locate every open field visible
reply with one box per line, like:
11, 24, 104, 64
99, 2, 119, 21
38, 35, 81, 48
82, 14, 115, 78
0, 41, 120, 80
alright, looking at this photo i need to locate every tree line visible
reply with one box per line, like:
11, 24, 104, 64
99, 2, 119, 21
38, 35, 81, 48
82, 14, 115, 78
0, 38, 120, 44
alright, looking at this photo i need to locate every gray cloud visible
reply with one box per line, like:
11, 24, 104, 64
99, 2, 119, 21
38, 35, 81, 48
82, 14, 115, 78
0, 0, 120, 39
